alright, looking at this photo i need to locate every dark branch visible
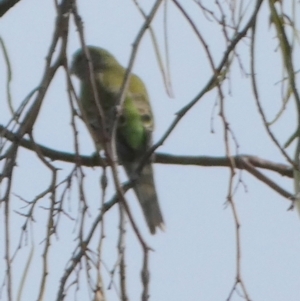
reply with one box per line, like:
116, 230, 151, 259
0, 124, 293, 178
0, 0, 21, 17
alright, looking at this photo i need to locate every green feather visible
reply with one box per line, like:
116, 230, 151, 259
120, 96, 146, 150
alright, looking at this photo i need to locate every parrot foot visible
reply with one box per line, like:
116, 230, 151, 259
129, 170, 139, 184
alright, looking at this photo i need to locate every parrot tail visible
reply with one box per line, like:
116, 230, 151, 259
124, 162, 165, 234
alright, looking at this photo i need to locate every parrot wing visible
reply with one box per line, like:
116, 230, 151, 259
116, 76, 165, 234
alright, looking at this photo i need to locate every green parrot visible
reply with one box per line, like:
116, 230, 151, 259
71, 46, 164, 234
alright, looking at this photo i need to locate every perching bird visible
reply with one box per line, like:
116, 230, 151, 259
71, 46, 164, 234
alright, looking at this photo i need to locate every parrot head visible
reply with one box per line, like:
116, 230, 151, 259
71, 46, 119, 80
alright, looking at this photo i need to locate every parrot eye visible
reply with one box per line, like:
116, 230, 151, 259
141, 114, 151, 123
